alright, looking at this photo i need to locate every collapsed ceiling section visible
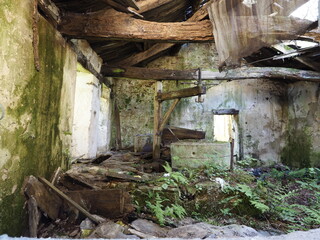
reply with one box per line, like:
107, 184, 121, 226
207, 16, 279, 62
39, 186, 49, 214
207, 0, 318, 69
45, 0, 319, 75
51, 0, 203, 67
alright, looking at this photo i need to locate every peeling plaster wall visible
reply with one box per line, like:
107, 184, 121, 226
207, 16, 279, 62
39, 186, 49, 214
0, 0, 77, 235
112, 43, 291, 165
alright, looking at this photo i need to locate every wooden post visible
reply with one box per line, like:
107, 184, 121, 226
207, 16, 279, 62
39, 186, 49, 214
230, 138, 235, 171
114, 100, 122, 150
153, 81, 162, 159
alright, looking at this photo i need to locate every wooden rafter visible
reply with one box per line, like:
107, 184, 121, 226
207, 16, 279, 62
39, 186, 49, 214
113, 2, 211, 66
103, 66, 320, 82
59, 9, 213, 42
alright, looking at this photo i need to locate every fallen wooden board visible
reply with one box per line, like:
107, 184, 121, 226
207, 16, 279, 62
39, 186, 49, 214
39, 177, 102, 224
66, 189, 134, 219
162, 127, 206, 142
23, 176, 62, 220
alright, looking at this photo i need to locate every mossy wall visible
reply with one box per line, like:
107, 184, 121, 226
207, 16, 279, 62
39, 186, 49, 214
282, 82, 320, 168
0, 0, 77, 235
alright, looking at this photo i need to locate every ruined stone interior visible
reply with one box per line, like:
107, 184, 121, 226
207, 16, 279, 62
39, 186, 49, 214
0, 0, 320, 237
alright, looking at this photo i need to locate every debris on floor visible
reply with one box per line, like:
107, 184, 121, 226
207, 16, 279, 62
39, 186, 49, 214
22, 150, 320, 238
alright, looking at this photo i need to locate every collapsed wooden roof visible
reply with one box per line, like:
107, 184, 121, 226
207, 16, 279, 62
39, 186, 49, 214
41, 0, 320, 80
47, 0, 210, 68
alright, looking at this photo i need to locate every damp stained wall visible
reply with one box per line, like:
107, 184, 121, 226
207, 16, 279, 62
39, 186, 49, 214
0, 0, 77, 235
112, 43, 320, 167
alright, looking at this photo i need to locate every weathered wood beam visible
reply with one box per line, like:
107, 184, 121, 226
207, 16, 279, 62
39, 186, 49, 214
59, 9, 213, 42
200, 67, 320, 82
159, 98, 180, 133
153, 81, 163, 160
157, 86, 206, 101
39, 177, 102, 224
102, 66, 197, 79
103, 66, 320, 82
114, 2, 211, 66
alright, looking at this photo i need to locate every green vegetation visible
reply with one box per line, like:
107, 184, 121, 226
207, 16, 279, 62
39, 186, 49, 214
134, 161, 320, 232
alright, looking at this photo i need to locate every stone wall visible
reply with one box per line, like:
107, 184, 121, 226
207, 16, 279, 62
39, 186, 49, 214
0, 0, 77, 235
112, 43, 320, 167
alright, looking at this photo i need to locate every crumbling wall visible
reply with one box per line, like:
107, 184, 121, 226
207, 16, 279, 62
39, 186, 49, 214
112, 43, 289, 165
0, 0, 77, 235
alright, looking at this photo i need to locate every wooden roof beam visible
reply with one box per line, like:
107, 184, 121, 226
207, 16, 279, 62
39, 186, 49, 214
59, 9, 213, 42
102, 66, 320, 82
112, 2, 211, 66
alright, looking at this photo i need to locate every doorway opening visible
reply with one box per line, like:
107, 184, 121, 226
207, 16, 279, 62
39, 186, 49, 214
212, 109, 240, 163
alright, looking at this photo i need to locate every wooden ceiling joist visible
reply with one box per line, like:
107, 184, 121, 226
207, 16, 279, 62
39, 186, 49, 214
59, 9, 213, 42
102, 66, 320, 82
113, 2, 211, 66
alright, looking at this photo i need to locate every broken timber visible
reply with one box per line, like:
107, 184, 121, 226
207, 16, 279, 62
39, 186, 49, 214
39, 177, 103, 224
59, 9, 213, 42
103, 66, 320, 82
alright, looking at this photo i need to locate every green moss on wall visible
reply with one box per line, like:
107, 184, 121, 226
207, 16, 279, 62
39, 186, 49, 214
0, 8, 69, 235
281, 128, 312, 168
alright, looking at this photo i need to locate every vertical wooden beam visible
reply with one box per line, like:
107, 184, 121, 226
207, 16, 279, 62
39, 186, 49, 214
230, 138, 235, 171
153, 81, 162, 159
114, 100, 122, 150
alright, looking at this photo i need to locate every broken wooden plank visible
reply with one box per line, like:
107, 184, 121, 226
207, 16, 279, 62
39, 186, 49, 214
39, 177, 102, 224
66, 189, 134, 219
159, 99, 181, 132
162, 127, 205, 142
23, 176, 62, 220
59, 9, 213, 42
157, 86, 206, 101
103, 66, 320, 82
